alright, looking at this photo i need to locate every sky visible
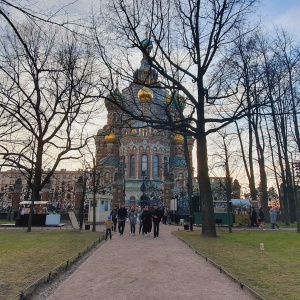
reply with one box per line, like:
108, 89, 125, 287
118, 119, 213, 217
22, 0, 300, 38
258, 0, 300, 37
7, 0, 300, 177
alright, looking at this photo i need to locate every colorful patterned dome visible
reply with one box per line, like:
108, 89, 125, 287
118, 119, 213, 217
164, 92, 186, 110
105, 83, 126, 110
141, 38, 153, 50
138, 86, 154, 102
169, 156, 187, 168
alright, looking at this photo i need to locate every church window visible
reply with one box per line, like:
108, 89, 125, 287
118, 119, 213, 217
143, 129, 148, 137
104, 172, 110, 184
154, 155, 159, 178
142, 154, 148, 175
130, 155, 135, 177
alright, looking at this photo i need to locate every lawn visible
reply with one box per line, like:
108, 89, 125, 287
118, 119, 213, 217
175, 228, 300, 300
0, 230, 103, 300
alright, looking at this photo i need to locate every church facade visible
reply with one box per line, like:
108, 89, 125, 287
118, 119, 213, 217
94, 38, 194, 209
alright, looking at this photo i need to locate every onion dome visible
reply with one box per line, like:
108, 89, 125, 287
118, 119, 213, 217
138, 86, 154, 102
105, 80, 126, 110
105, 132, 117, 144
97, 128, 104, 136
164, 92, 186, 110
133, 35, 158, 84
141, 38, 153, 51
173, 134, 184, 145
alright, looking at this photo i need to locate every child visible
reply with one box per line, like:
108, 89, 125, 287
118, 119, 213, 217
104, 215, 113, 240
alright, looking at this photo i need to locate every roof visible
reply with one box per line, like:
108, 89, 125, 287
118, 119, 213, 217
20, 201, 49, 205
230, 199, 251, 206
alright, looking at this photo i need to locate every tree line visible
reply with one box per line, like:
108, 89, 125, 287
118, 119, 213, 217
0, 0, 299, 236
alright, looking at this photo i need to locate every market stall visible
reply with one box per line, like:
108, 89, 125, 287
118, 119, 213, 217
231, 199, 252, 226
15, 201, 61, 226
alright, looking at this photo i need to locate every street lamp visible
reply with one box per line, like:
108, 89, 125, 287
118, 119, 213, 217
116, 156, 127, 205
294, 161, 300, 233
91, 164, 101, 232
140, 170, 147, 207
79, 172, 89, 230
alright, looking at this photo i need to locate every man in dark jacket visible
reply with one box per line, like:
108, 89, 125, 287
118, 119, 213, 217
110, 205, 118, 232
251, 206, 257, 227
117, 203, 128, 236
152, 204, 162, 238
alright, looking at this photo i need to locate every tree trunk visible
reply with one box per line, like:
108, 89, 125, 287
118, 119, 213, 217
197, 134, 216, 237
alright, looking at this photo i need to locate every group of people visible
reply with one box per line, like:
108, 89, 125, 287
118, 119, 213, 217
104, 203, 163, 240
250, 206, 280, 230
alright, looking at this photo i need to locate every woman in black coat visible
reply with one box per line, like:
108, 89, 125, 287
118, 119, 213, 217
251, 207, 257, 227
141, 206, 152, 236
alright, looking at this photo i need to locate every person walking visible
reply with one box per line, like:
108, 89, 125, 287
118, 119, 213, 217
110, 205, 118, 232
128, 205, 137, 236
162, 206, 168, 224
137, 206, 143, 234
152, 204, 162, 238
168, 209, 172, 225
251, 206, 257, 227
258, 207, 265, 230
104, 215, 113, 240
141, 205, 152, 236
270, 207, 280, 229
117, 203, 128, 236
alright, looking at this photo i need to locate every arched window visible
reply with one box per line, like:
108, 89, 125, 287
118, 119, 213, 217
104, 172, 110, 184
130, 155, 135, 177
153, 155, 159, 178
142, 154, 148, 175
142, 129, 148, 137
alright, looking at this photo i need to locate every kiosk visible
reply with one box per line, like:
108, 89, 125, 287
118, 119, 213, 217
15, 201, 60, 226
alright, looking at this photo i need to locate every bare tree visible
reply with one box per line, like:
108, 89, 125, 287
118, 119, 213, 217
92, 0, 259, 237
0, 20, 103, 231
257, 31, 300, 225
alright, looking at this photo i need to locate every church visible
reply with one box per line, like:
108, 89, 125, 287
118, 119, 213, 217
94, 37, 194, 209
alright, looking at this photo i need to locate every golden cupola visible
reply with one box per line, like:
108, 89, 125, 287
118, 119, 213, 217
173, 134, 184, 145
105, 132, 117, 144
138, 86, 154, 102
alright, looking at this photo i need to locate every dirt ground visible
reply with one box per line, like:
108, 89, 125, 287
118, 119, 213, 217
36, 224, 257, 300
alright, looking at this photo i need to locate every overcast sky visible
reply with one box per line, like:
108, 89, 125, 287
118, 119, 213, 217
26, 0, 300, 38
260, 0, 300, 36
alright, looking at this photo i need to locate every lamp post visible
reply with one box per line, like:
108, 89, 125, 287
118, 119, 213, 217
117, 156, 127, 206
91, 164, 101, 232
140, 170, 148, 207
294, 161, 300, 233
79, 172, 89, 230
122, 159, 127, 205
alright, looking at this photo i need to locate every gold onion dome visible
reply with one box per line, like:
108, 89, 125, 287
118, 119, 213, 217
173, 134, 184, 145
138, 87, 154, 102
105, 132, 117, 144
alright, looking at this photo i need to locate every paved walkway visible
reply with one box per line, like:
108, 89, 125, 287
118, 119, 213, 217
43, 223, 256, 300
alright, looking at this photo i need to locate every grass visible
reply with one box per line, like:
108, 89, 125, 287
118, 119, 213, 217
0, 230, 103, 300
0, 220, 15, 225
175, 228, 300, 300
0, 222, 299, 300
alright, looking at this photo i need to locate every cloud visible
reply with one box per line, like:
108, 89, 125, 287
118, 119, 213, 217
273, 4, 300, 36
